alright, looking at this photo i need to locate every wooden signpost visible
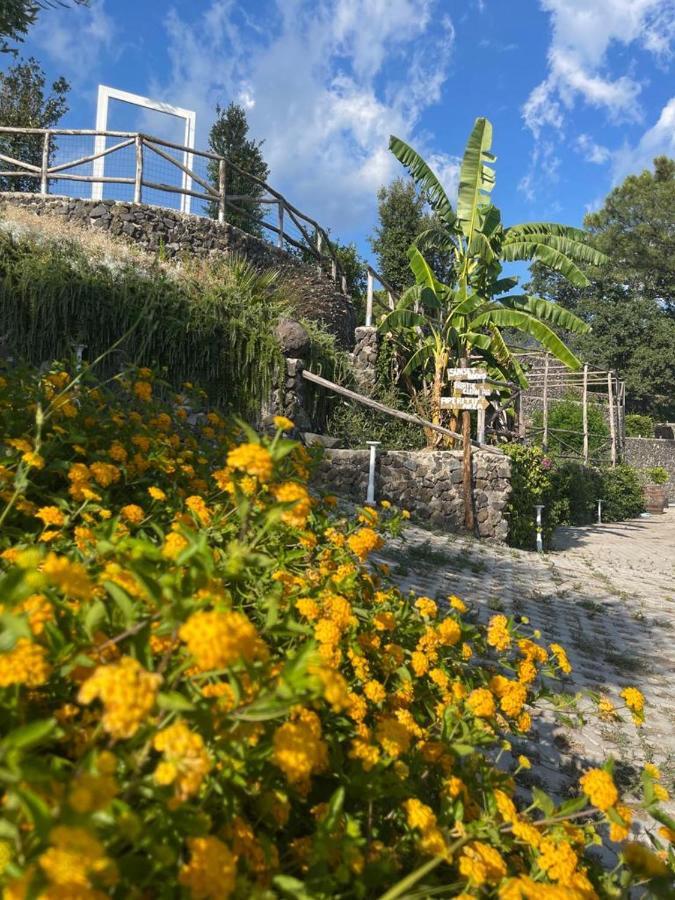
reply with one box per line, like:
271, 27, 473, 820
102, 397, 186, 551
447, 367, 488, 381
440, 396, 490, 411
443, 368, 492, 443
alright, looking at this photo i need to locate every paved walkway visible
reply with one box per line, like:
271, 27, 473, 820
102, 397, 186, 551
376, 509, 675, 837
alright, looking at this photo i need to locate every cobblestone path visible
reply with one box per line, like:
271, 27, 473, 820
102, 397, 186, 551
375, 509, 675, 840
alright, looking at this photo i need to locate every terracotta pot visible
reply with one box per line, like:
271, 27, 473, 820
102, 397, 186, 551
643, 484, 667, 514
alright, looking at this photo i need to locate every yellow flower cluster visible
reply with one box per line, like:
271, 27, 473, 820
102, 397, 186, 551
458, 841, 507, 886
179, 610, 267, 671
487, 613, 511, 651
273, 708, 328, 788
38, 825, 117, 894
179, 836, 236, 900
0, 638, 51, 688
273, 481, 312, 528
153, 720, 212, 802
620, 686, 645, 725
78, 656, 161, 739
347, 526, 383, 560
404, 798, 449, 859
579, 768, 619, 811
226, 442, 273, 482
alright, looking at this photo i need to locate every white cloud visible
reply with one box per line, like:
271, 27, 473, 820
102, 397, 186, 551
613, 97, 675, 180
150, 0, 455, 234
30, 0, 118, 85
523, 0, 675, 135
576, 133, 611, 164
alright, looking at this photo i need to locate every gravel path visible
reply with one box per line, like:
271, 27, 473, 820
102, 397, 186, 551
375, 509, 675, 837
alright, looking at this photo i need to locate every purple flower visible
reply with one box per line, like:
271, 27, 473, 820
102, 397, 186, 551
541, 457, 552, 470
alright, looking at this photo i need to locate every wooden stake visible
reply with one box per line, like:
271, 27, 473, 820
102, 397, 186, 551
608, 372, 616, 467
133, 134, 143, 205
542, 353, 549, 452
40, 131, 50, 195
582, 363, 589, 464
460, 357, 475, 532
218, 158, 226, 224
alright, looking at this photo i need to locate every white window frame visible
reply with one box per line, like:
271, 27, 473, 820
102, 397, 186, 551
92, 84, 197, 214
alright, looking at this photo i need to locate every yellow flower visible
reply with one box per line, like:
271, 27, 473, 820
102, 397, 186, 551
609, 805, 633, 843
38, 825, 117, 891
89, 461, 121, 487
133, 380, 152, 402
120, 503, 144, 525
274, 482, 312, 528
466, 688, 496, 718
273, 708, 328, 787
347, 527, 383, 560
404, 797, 437, 832
0, 638, 51, 687
35, 506, 65, 527
373, 611, 396, 631
179, 836, 236, 899
449, 595, 467, 613
459, 841, 507, 886
364, 680, 386, 704
78, 656, 161, 740
622, 842, 669, 878
620, 686, 645, 725
186, 494, 211, 526
598, 695, 618, 719
43, 553, 92, 599
487, 614, 511, 651
273, 415, 294, 431
227, 443, 273, 482
21, 450, 44, 469
436, 617, 461, 646
153, 720, 212, 801
415, 597, 437, 618
179, 610, 267, 671
162, 531, 189, 560
517, 754, 531, 769
550, 642, 572, 674
148, 485, 167, 501
579, 768, 619, 811
494, 789, 518, 823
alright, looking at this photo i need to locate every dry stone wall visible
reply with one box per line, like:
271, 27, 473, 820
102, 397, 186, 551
625, 437, 675, 501
1, 193, 356, 347
313, 449, 511, 540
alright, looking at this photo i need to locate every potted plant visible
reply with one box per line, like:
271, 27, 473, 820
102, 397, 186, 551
643, 466, 669, 513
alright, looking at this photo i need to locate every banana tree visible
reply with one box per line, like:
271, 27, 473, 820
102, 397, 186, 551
382, 117, 605, 528
383, 116, 604, 431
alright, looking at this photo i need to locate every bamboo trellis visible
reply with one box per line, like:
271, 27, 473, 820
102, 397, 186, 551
0, 126, 394, 302
515, 352, 625, 465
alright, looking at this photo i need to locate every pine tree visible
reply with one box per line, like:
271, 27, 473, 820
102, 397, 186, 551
0, 57, 69, 193
207, 103, 270, 238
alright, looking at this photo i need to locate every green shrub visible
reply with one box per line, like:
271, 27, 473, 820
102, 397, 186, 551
532, 395, 609, 460
599, 465, 645, 521
325, 386, 426, 449
502, 445, 564, 549
645, 465, 669, 484
625, 413, 654, 437
550, 462, 602, 526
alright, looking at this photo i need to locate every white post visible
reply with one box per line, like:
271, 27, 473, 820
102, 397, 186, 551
387, 291, 394, 311
218, 158, 226, 224
582, 363, 589, 464
331, 259, 337, 282
535, 504, 544, 552
477, 405, 486, 444
608, 372, 616, 467
40, 131, 50, 196
597, 499, 603, 524
366, 441, 381, 506
277, 202, 284, 249
542, 353, 549, 452
365, 269, 374, 327
341, 274, 347, 294
133, 134, 143, 204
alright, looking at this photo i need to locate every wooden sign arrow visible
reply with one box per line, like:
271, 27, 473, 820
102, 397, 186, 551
441, 396, 490, 411
453, 381, 493, 396
447, 367, 488, 380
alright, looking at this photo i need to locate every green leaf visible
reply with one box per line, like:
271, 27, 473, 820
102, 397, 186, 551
320, 787, 345, 834
157, 692, 195, 712
389, 135, 456, 227
103, 581, 137, 627
469, 308, 582, 369
531, 787, 555, 816
83, 599, 107, 639
557, 796, 588, 817
272, 875, 316, 899
457, 117, 495, 241
499, 294, 591, 335
0, 613, 31, 652
2, 719, 57, 750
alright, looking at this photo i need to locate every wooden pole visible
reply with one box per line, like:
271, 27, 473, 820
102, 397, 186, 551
331, 259, 337, 282
582, 363, 589, 464
133, 135, 143, 205
477, 405, 486, 444
517, 390, 525, 439
461, 356, 475, 532
608, 371, 616, 467
366, 270, 374, 327
40, 131, 50, 195
542, 353, 549, 452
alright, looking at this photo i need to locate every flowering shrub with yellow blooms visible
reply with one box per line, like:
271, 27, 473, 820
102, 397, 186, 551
0, 363, 673, 899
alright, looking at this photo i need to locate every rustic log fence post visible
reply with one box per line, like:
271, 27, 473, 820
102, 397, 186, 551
40, 131, 50, 196
133, 135, 143, 204
582, 363, 589, 464
365, 269, 374, 327
316, 232, 323, 277
542, 353, 549, 452
277, 201, 284, 248
608, 372, 616, 467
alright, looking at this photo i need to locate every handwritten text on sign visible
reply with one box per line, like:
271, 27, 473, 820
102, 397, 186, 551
447, 368, 488, 380
453, 381, 493, 396
440, 396, 490, 411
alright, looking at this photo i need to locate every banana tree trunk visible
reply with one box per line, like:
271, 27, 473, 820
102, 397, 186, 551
426, 351, 448, 449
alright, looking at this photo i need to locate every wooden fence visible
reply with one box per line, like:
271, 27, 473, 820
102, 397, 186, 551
0, 126, 394, 306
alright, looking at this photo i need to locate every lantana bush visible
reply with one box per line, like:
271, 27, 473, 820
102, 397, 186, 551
0, 363, 673, 898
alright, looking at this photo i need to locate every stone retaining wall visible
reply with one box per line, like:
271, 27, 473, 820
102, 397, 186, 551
1, 193, 356, 347
313, 449, 511, 540
625, 437, 675, 501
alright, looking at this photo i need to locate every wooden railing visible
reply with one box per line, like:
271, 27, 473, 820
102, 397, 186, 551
0, 126, 395, 306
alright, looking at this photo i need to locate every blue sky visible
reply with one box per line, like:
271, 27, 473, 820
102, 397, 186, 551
10, 0, 675, 263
